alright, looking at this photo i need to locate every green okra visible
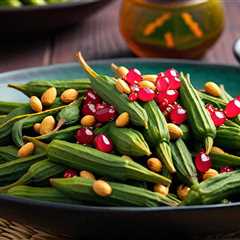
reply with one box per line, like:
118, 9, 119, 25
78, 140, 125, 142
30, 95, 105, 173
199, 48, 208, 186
0, 151, 46, 186
48, 140, 171, 185
170, 139, 198, 186
51, 177, 180, 207
198, 91, 226, 109
6, 186, 77, 204
0, 101, 28, 114
98, 122, 151, 157
180, 73, 216, 154
143, 101, 175, 173
210, 151, 240, 167
215, 125, 240, 150
28, 125, 80, 143
77, 53, 148, 128
11, 105, 65, 147
0, 159, 66, 192
0, 0, 22, 6
0, 145, 18, 162
8, 79, 90, 97
183, 170, 240, 205
179, 124, 191, 142
21, 0, 46, 5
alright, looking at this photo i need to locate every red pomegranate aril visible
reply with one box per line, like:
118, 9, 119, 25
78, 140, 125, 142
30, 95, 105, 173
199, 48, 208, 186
95, 105, 116, 123
165, 90, 179, 104
130, 84, 140, 92
128, 92, 138, 102
206, 104, 216, 113
165, 68, 179, 78
64, 169, 77, 178
220, 166, 234, 173
94, 134, 113, 153
84, 89, 101, 105
158, 98, 169, 112
96, 102, 107, 111
123, 68, 142, 85
76, 127, 95, 145
82, 103, 96, 116
138, 87, 155, 102
195, 150, 212, 173
210, 110, 226, 127
156, 76, 170, 92
169, 105, 187, 125
165, 69, 181, 90
224, 99, 240, 118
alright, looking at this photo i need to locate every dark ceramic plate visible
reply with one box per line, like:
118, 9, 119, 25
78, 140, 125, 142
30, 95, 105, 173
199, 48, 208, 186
0, 59, 240, 239
0, 0, 112, 33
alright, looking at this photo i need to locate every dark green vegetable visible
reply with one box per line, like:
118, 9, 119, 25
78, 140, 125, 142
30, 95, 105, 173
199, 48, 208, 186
210, 151, 240, 167
0, 0, 22, 6
0, 151, 46, 186
180, 73, 216, 154
11, 105, 65, 147
0, 145, 18, 162
0, 101, 28, 114
215, 125, 240, 150
171, 139, 198, 186
6, 186, 77, 204
19, 0, 47, 6
8, 79, 90, 97
48, 140, 171, 185
143, 101, 174, 173
198, 91, 226, 109
76, 53, 148, 128
51, 177, 180, 207
183, 170, 240, 205
179, 124, 191, 142
0, 159, 66, 192
29, 125, 80, 143
99, 122, 151, 157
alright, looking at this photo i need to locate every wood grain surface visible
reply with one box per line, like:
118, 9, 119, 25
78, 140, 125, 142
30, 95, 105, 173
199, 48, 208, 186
0, 0, 239, 72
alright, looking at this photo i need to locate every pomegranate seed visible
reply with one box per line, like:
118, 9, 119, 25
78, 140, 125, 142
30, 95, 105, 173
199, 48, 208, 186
84, 89, 101, 105
76, 127, 95, 145
128, 92, 138, 102
64, 169, 77, 178
165, 90, 179, 103
123, 68, 142, 85
206, 104, 217, 113
165, 69, 181, 90
220, 166, 234, 173
195, 150, 212, 173
130, 84, 140, 92
138, 87, 155, 102
95, 105, 116, 123
82, 103, 96, 116
94, 134, 113, 153
96, 102, 107, 111
210, 110, 226, 127
169, 105, 187, 124
157, 98, 169, 112
156, 76, 170, 92
224, 99, 240, 118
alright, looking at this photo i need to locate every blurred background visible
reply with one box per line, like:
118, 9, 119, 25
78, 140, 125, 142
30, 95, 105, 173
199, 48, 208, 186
0, 0, 239, 72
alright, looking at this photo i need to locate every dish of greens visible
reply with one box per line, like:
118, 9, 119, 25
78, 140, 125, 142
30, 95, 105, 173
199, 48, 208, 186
0, 54, 240, 208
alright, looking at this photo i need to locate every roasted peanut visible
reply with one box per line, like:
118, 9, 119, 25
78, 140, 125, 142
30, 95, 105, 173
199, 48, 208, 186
153, 184, 169, 196
39, 116, 56, 135
115, 112, 129, 127
177, 185, 190, 200
138, 80, 156, 90
17, 142, 35, 158
80, 170, 96, 180
111, 63, 129, 78
147, 158, 162, 173
142, 74, 158, 83
33, 123, 41, 134
92, 180, 112, 197
167, 123, 183, 140
210, 146, 225, 154
80, 115, 96, 127
30, 96, 42, 113
204, 82, 222, 97
41, 87, 57, 106
115, 79, 131, 94
61, 89, 79, 103
202, 168, 219, 180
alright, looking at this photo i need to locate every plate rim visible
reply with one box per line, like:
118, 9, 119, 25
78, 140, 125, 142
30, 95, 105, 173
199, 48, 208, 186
1, 57, 240, 212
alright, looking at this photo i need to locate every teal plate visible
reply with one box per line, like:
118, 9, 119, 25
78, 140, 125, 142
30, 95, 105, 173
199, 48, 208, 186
0, 59, 240, 239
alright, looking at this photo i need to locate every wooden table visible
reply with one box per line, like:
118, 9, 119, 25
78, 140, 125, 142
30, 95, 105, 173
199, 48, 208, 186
0, 0, 240, 73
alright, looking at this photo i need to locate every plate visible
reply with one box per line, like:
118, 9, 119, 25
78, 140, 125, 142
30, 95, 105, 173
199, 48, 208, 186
0, 58, 240, 239
0, 0, 112, 33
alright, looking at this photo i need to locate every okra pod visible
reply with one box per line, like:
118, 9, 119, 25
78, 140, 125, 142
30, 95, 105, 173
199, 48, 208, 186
51, 177, 180, 207
0, 101, 28, 114
76, 52, 148, 128
180, 73, 216, 154
98, 122, 151, 157
210, 151, 240, 167
6, 186, 77, 204
8, 79, 90, 97
0, 145, 18, 162
48, 140, 171, 185
171, 139, 198, 186
198, 91, 226, 109
183, 170, 240, 205
143, 101, 175, 173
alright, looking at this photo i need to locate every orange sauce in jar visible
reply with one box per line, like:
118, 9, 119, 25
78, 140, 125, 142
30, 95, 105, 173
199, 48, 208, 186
119, 0, 224, 58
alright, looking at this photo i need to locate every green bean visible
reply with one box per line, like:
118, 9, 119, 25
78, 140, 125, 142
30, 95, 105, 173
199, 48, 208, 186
51, 177, 180, 207
8, 79, 90, 97
6, 186, 78, 204
0, 159, 66, 192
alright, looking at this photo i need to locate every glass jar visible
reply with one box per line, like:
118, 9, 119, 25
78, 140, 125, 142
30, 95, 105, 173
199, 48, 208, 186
119, 0, 224, 59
